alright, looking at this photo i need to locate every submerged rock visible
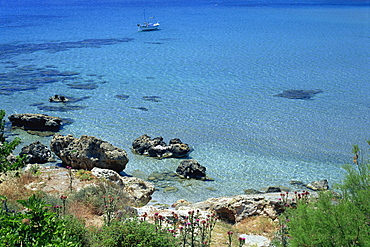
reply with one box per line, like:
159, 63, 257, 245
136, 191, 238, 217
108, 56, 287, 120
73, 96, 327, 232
143, 96, 161, 102
274, 89, 322, 100
115, 94, 130, 100
50, 134, 129, 172
37, 104, 87, 112
66, 83, 98, 90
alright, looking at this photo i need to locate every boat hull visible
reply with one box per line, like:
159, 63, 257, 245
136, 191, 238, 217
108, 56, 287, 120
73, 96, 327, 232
138, 23, 160, 31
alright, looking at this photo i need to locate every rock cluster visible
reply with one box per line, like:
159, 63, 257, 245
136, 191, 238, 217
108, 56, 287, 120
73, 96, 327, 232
91, 167, 155, 206
49, 95, 69, 102
132, 134, 191, 158
8, 113, 62, 131
50, 134, 129, 172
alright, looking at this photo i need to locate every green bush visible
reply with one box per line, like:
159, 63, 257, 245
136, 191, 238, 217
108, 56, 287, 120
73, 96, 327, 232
0, 110, 5, 143
0, 110, 26, 173
0, 194, 87, 247
279, 142, 370, 246
284, 192, 369, 246
71, 181, 132, 215
89, 218, 179, 247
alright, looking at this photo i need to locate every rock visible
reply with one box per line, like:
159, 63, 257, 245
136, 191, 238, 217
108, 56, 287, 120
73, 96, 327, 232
137, 193, 287, 226
239, 234, 271, 247
176, 159, 206, 179
163, 186, 179, 193
50, 134, 129, 172
91, 167, 155, 206
265, 187, 281, 193
274, 89, 323, 100
8, 113, 62, 131
306, 179, 329, 191
19, 141, 52, 164
244, 189, 263, 195
49, 94, 69, 102
132, 134, 191, 158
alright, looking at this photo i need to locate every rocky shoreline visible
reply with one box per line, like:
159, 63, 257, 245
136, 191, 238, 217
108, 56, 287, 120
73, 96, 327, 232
3, 112, 328, 246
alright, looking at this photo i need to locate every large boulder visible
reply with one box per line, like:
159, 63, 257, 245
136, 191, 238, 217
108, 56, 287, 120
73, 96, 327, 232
50, 134, 129, 172
132, 134, 191, 158
176, 159, 206, 179
91, 167, 155, 206
19, 141, 52, 164
8, 113, 62, 131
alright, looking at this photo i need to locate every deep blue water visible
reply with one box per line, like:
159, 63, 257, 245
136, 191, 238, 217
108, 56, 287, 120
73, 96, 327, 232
1, 0, 369, 204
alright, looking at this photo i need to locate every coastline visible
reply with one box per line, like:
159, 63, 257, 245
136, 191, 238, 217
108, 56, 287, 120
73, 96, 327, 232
1, 0, 369, 206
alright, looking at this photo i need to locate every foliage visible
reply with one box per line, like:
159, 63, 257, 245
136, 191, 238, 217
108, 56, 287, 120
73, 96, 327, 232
337, 142, 370, 223
0, 194, 87, 247
283, 192, 370, 246
277, 141, 370, 246
176, 210, 218, 247
75, 169, 96, 181
0, 136, 27, 174
71, 181, 131, 215
0, 110, 27, 174
0, 110, 5, 143
89, 218, 179, 247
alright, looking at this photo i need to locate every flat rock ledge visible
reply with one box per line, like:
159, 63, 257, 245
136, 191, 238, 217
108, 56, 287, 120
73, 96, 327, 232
50, 134, 129, 172
8, 113, 62, 131
91, 168, 155, 206
137, 193, 290, 225
22, 167, 155, 207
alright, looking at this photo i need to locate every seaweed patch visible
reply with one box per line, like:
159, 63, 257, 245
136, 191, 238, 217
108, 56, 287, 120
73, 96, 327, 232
274, 89, 323, 100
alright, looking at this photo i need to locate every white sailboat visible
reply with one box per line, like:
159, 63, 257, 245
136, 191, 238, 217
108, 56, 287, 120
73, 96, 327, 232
137, 11, 160, 31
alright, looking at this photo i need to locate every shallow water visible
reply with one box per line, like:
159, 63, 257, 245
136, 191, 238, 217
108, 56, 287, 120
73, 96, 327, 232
1, 0, 370, 204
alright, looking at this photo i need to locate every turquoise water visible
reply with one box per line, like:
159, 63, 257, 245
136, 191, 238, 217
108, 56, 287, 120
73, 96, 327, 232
1, 0, 370, 204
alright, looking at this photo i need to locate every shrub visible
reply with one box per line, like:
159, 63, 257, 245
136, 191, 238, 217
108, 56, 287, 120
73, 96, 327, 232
278, 142, 370, 246
89, 218, 179, 247
0, 110, 27, 174
0, 194, 87, 247
0, 137, 27, 173
284, 192, 369, 246
71, 181, 132, 215
0, 110, 5, 143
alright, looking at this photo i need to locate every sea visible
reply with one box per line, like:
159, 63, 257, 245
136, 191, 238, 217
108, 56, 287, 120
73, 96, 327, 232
1, 0, 369, 205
